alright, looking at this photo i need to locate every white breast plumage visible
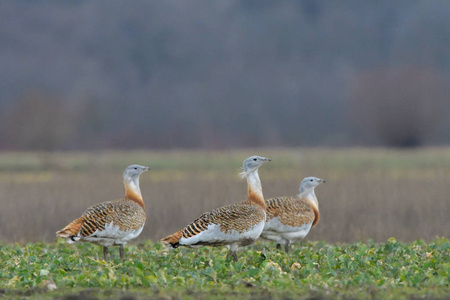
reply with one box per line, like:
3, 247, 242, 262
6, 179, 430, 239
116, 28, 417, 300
82, 222, 145, 247
180, 220, 265, 248
262, 217, 312, 242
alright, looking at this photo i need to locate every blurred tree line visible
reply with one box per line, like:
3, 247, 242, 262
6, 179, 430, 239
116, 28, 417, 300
0, 0, 449, 150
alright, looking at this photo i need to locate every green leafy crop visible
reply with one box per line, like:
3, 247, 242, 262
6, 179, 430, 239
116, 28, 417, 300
0, 238, 448, 299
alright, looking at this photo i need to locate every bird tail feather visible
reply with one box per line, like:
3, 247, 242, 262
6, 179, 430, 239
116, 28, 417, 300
161, 230, 183, 249
56, 217, 84, 244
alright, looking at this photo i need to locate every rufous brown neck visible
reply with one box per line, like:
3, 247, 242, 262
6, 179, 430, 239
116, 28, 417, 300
304, 193, 319, 226
246, 170, 266, 209
124, 179, 145, 210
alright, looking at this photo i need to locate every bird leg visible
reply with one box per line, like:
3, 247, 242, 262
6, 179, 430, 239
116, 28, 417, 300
284, 240, 290, 254
232, 251, 238, 262
103, 247, 109, 261
226, 250, 232, 261
226, 250, 239, 262
119, 244, 124, 260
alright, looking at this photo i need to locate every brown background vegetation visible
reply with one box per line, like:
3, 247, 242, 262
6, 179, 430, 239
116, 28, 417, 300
0, 149, 448, 245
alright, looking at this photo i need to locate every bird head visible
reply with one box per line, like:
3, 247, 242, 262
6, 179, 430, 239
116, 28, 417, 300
240, 156, 271, 178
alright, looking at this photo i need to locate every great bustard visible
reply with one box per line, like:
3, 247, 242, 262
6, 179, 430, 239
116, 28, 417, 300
56, 164, 149, 260
161, 156, 270, 262
260, 176, 325, 253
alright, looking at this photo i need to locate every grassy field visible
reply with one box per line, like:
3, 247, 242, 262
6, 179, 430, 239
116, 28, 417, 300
0, 148, 449, 299
0, 238, 449, 299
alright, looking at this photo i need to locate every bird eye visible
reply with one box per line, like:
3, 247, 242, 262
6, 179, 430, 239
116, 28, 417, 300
253, 158, 257, 161
310, 179, 313, 182
134, 167, 138, 170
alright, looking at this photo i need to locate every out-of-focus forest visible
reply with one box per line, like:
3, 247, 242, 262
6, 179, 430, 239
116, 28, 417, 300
1, 0, 450, 150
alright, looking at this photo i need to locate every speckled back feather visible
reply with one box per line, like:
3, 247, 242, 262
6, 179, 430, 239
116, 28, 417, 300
265, 196, 317, 227
161, 200, 265, 247
57, 199, 145, 239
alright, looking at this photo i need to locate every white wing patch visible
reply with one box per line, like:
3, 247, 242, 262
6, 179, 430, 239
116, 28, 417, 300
80, 222, 144, 247
261, 217, 312, 243
180, 221, 265, 248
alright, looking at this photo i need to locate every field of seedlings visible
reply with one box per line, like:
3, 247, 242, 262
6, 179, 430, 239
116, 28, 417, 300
0, 148, 449, 299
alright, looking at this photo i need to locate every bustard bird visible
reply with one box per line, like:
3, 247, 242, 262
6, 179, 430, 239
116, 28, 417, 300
56, 164, 149, 260
260, 176, 325, 253
161, 156, 270, 262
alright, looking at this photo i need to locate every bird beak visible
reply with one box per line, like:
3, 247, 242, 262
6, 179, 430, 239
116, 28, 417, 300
144, 167, 150, 172
321, 179, 326, 183
264, 157, 271, 162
